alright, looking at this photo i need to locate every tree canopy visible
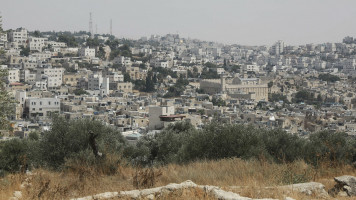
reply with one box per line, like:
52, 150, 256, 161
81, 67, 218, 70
318, 73, 340, 83
58, 34, 78, 47
0, 69, 14, 131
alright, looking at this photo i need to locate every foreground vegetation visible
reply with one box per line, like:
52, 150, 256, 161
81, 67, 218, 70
127, 121, 356, 167
1, 158, 356, 199
1, 116, 356, 174
0, 116, 356, 198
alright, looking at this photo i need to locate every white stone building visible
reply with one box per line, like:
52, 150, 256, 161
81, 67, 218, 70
149, 106, 176, 130
107, 72, 124, 82
47, 41, 67, 48
271, 40, 285, 55
24, 97, 60, 119
88, 74, 103, 90
79, 47, 95, 58
36, 68, 64, 89
28, 37, 48, 52
7, 69, 20, 83
8, 28, 28, 46
243, 64, 260, 73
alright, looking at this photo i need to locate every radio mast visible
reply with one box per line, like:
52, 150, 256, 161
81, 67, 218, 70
89, 12, 93, 38
110, 19, 112, 36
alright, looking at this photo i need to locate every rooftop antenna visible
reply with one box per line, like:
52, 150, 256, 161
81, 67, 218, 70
110, 19, 112, 36
95, 24, 98, 35
89, 12, 93, 38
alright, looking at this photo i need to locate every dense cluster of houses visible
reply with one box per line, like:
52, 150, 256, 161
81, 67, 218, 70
2, 26, 356, 141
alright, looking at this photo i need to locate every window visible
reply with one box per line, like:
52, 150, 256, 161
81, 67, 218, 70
48, 101, 51, 105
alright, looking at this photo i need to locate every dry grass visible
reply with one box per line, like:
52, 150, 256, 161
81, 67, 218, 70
0, 173, 23, 200
1, 158, 356, 199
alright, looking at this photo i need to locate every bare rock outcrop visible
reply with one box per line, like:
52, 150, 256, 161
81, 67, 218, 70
73, 180, 333, 200
72, 180, 280, 200
279, 182, 328, 197
328, 175, 356, 197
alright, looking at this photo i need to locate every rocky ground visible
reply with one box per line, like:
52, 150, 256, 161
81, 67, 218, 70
18, 175, 350, 200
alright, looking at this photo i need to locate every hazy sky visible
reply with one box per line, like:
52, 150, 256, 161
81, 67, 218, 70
1, 0, 356, 46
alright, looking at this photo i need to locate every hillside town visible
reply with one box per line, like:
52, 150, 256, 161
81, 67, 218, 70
2, 20, 356, 141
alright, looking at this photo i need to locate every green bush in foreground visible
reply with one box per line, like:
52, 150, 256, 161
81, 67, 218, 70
1, 118, 355, 174
127, 121, 356, 166
0, 116, 127, 174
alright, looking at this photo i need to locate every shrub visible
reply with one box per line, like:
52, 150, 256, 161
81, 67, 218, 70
0, 116, 127, 173
305, 131, 355, 166
0, 139, 27, 173
132, 167, 162, 189
40, 116, 126, 169
129, 121, 356, 167
126, 121, 195, 165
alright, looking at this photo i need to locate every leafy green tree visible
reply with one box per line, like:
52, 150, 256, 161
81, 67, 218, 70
0, 139, 27, 173
20, 46, 30, 56
268, 81, 273, 88
318, 74, 340, 83
123, 72, 131, 82
105, 39, 119, 50
139, 63, 147, 69
0, 69, 14, 131
40, 116, 126, 169
73, 88, 89, 96
58, 34, 78, 47
212, 97, 226, 107
200, 67, 219, 79
152, 67, 178, 82
109, 44, 132, 60
145, 71, 155, 92
86, 37, 100, 48
97, 47, 106, 60
152, 74, 157, 83
188, 67, 199, 78
269, 93, 289, 103
163, 75, 189, 98
28, 131, 40, 141
230, 65, 240, 73
125, 122, 196, 165
305, 131, 355, 166
293, 90, 314, 103
32, 30, 42, 38
204, 62, 217, 68
128, 120, 356, 166
133, 80, 146, 91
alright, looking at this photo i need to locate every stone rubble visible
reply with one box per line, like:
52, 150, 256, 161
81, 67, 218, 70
279, 181, 328, 196
328, 175, 356, 197
71, 180, 298, 200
